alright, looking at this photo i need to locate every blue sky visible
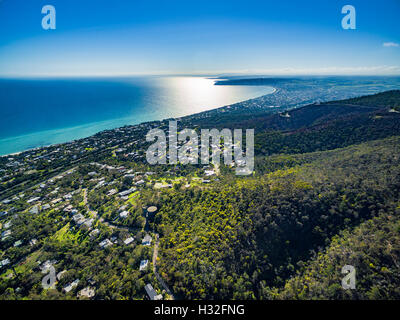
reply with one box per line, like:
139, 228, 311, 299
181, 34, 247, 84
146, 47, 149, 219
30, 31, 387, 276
0, 0, 399, 76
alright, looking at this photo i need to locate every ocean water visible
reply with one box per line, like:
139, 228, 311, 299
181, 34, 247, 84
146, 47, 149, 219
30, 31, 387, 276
0, 76, 274, 155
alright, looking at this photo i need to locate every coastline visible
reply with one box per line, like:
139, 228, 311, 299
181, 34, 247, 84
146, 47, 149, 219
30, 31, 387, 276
0, 87, 276, 157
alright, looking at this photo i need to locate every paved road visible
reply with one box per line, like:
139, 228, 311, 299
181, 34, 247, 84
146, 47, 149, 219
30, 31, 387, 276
152, 233, 175, 300
102, 220, 137, 233
82, 188, 98, 219
0, 145, 116, 201
83, 188, 138, 233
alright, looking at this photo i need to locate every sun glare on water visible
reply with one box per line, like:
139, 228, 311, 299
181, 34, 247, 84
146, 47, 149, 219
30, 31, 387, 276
157, 76, 272, 117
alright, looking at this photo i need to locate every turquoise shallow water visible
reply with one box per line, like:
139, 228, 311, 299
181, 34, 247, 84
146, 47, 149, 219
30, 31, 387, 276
0, 76, 275, 155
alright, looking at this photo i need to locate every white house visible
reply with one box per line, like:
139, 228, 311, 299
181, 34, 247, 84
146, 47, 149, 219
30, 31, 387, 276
120, 210, 129, 218
0, 258, 10, 268
139, 260, 149, 271
99, 239, 113, 248
142, 234, 152, 246
64, 279, 79, 293
124, 237, 135, 245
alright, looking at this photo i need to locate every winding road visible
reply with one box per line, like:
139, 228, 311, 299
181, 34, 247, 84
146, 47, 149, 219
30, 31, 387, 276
83, 188, 175, 299
152, 233, 175, 300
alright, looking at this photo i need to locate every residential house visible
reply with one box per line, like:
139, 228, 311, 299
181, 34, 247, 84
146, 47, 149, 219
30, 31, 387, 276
27, 197, 40, 204
77, 287, 96, 299
118, 188, 136, 197
124, 237, 135, 245
63, 279, 79, 293
142, 234, 152, 246
1, 230, 11, 240
0, 258, 10, 268
13, 240, 22, 247
29, 206, 39, 214
120, 211, 129, 219
89, 229, 100, 239
144, 283, 162, 300
99, 239, 113, 248
139, 260, 149, 271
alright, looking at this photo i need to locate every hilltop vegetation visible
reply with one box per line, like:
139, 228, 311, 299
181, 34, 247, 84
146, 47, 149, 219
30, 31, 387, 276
327, 90, 400, 109
277, 211, 400, 299
156, 136, 400, 299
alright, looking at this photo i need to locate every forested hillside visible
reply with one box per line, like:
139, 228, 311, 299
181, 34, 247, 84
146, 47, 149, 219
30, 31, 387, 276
154, 90, 400, 299
278, 211, 400, 299
327, 90, 400, 108
156, 136, 400, 299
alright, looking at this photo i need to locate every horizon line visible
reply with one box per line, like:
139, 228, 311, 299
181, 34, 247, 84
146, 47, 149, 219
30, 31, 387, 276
1, 73, 400, 79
